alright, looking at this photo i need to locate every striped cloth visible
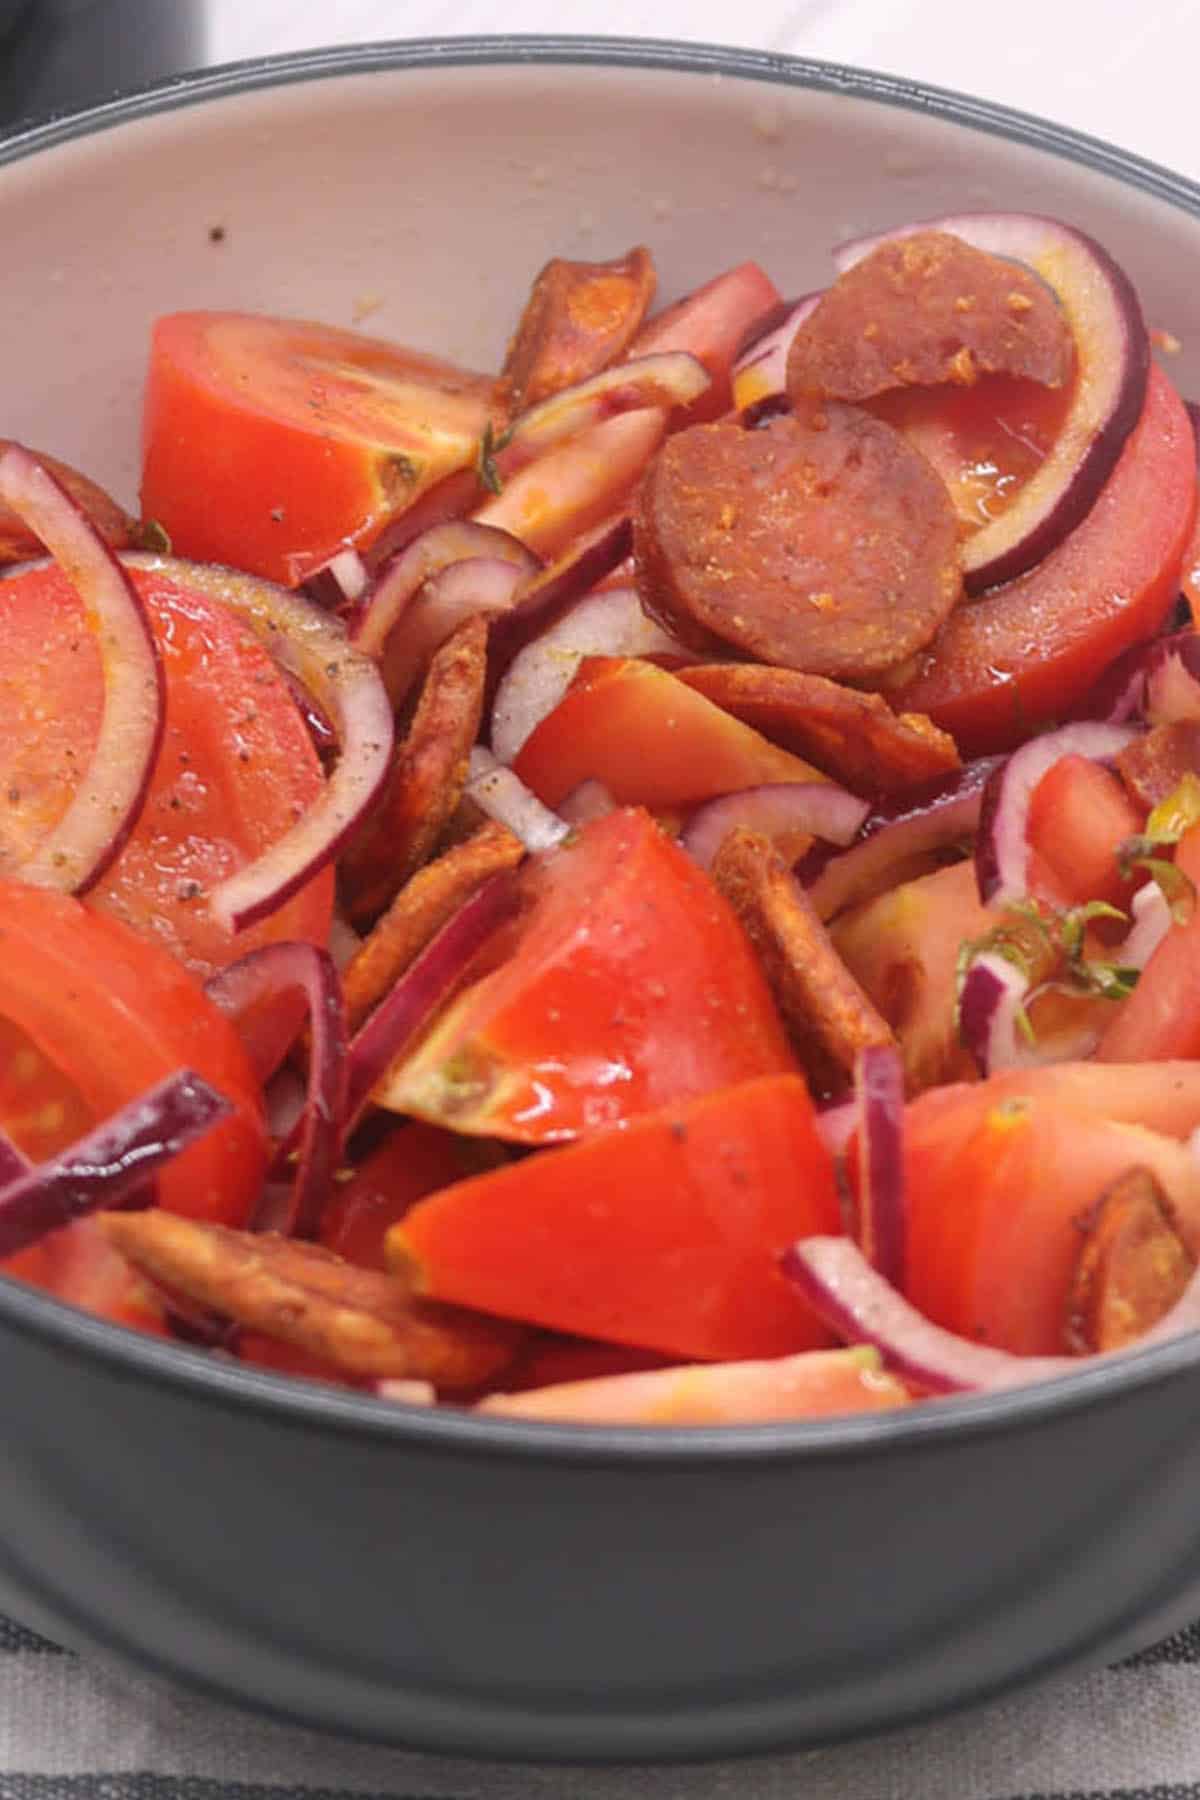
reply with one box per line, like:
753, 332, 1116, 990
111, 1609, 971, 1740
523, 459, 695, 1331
2, 1611, 1200, 1799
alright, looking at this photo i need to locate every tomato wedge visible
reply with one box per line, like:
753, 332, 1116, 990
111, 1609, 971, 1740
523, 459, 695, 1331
514, 656, 824, 811
392, 1073, 840, 1361
375, 807, 798, 1143
0, 880, 267, 1328
141, 312, 506, 585
888, 364, 1196, 754
903, 1081, 1200, 1354
319, 1123, 498, 1271
0, 560, 332, 1073
1026, 753, 1142, 908
631, 262, 782, 420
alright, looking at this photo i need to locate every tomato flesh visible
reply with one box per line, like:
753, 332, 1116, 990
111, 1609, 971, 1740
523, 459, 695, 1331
0, 561, 332, 1074
514, 656, 824, 811
141, 312, 505, 585
904, 1082, 1200, 1354
1026, 753, 1142, 909
888, 365, 1197, 754
394, 1073, 841, 1361
375, 807, 798, 1143
0, 881, 268, 1329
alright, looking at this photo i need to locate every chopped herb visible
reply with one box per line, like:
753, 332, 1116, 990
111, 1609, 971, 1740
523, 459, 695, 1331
476, 419, 514, 495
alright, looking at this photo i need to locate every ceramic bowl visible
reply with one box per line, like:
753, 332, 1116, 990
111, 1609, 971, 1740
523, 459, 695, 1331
3, 36, 1200, 1764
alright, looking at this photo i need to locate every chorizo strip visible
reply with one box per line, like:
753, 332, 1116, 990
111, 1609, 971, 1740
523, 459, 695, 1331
503, 247, 657, 411
101, 1210, 521, 1386
711, 827, 896, 1094
677, 662, 959, 794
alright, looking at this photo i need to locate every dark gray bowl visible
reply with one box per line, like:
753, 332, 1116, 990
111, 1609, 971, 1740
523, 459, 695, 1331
3, 36, 1200, 1764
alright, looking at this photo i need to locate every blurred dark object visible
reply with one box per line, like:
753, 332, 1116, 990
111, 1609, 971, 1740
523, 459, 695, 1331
0, 0, 203, 126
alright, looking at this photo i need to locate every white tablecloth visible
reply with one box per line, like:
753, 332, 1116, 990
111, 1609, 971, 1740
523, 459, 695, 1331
6, 3, 1200, 1796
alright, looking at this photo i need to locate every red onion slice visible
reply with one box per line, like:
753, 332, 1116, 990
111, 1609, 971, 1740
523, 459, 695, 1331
125, 555, 395, 935
346, 871, 521, 1126
491, 585, 688, 764
780, 1237, 1072, 1394
376, 555, 533, 708
854, 1044, 906, 1285
799, 758, 1001, 922
1116, 880, 1173, 970
205, 943, 346, 1239
486, 514, 633, 687
957, 951, 1045, 1075
975, 721, 1138, 909
0, 447, 164, 894
732, 293, 821, 414
783, 1233, 1200, 1396
0, 1070, 229, 1260
680, 782, 869, 873
465, 747, 571, 854
833, 213, 1150, 593
498, 352, 710, 477
352, 521, 539, 661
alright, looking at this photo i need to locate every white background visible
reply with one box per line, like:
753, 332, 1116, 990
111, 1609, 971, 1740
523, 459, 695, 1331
203, 0, 1200, 183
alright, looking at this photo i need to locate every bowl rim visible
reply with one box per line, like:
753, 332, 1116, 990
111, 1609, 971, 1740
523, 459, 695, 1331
4, 32, 1200, 1464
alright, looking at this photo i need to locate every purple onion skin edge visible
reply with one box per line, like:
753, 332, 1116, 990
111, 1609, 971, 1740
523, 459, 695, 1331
0, 1070, 230, 1260
855, 1044, 906, 1289
345, 870, 523, 1126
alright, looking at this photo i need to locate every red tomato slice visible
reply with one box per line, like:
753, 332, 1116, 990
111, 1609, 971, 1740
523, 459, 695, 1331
481, 1346, 910, 1424
514, 656, 824, 811
318, 1123, 497, 1271
903, 1081, 1200, 1354
888, 365, 1197, 754
1026, 753, 1142, 909
375, 807, 798, 1143
0, 561, 332, 1074
0, 880, 268, 1327
1096, 821, 1200, 1061
631, 262, 782, 421
141, 312, 506, 585
393, 1073, 841, 1362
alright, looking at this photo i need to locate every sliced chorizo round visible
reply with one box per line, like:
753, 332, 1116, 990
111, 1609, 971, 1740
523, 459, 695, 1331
633, 407, 963, 681
786, 231, 1073, 405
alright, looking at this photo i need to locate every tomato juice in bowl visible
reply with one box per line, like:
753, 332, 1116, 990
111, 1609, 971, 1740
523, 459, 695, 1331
5, 37, 1200, 1761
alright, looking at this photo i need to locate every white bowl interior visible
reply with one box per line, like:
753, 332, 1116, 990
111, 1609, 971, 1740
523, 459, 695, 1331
4, 53, 1200, 510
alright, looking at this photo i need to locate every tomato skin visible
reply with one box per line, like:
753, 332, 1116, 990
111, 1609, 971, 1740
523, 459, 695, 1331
0, 881, 266, 1225
1026, 753, 1142, 909
514, 656, 823, 811
393, 1073, 841, 1362
0, 561, 332, 1074
141, 312, 505, 585
888, 365, 1197, 754
904, 1082, 1200, 1354
1096, 823, 1200, 1061
376, 807, 798, 1143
